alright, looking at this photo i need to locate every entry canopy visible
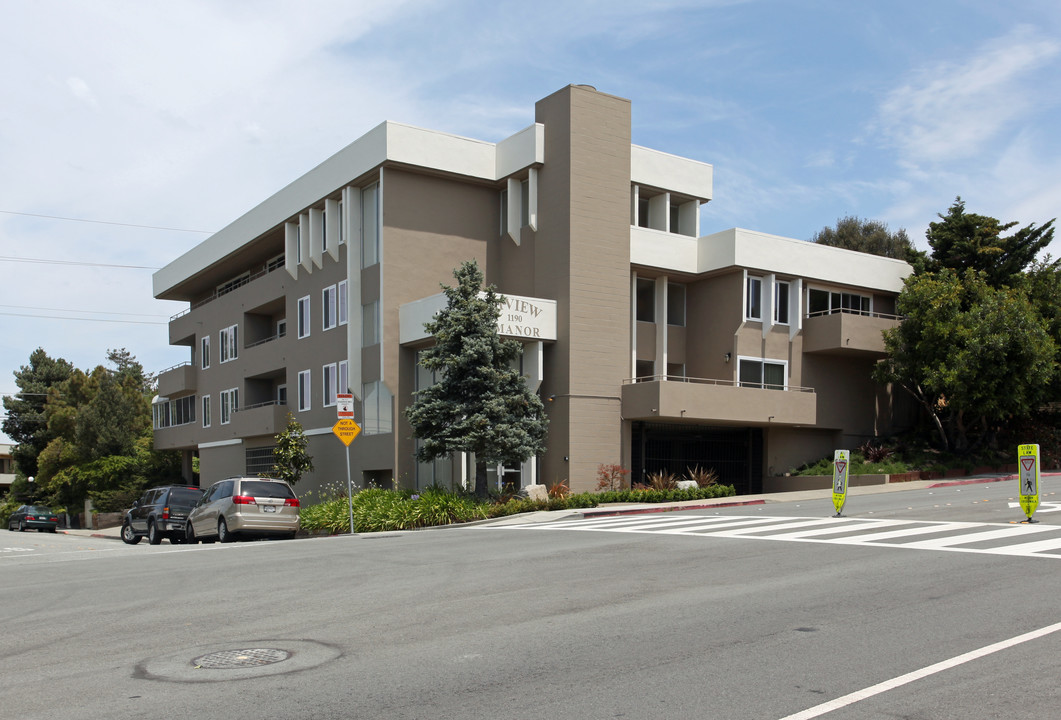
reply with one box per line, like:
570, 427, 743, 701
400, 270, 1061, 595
399, 292, 558, 344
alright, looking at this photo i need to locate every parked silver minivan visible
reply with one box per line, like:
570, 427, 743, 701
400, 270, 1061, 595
185, 477, 300, 543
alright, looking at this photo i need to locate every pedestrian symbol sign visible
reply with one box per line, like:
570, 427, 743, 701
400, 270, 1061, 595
333, 418, 362, 446
1018, 443, 1040, 521
832, 449, 850, 517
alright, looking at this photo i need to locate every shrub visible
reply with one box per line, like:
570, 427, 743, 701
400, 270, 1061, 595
685, 465, 718, 487
647, 470, 678, 490
595, 464, 630, 491
859, 440, 893, 463
548, 480, 571, 499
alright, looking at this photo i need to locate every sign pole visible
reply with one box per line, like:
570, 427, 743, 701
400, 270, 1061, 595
832, 449, 850, 518
1018, 443, 1041, 524
346, 442, 354, 534
332, 393, 361, 534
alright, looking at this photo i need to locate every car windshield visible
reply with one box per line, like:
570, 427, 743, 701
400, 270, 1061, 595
240, 481, 295, 499
169, 488, 203, 506
27, 506, 53, 514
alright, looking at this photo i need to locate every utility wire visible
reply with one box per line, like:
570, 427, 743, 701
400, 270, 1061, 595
0, 303, 168, 319
0, 311, 165, 325
0, 209, 214, 234
0, 255, 160, 270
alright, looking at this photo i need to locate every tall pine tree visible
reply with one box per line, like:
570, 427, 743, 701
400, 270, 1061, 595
405, 261, 547, 497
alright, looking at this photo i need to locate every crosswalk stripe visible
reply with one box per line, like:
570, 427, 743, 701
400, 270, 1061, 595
490, 514, 1061, 559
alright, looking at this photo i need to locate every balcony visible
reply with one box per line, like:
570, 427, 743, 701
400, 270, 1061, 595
621, 376, 816, 427
802, 310, 900, 356
230, 401, 290, 438
156, 362, 196, 397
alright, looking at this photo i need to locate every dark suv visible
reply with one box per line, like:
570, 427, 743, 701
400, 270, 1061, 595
121, 485, 204, 545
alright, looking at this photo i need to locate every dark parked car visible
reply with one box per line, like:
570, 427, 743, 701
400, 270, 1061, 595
7, 505, 59, 532
122, 485, 204, 545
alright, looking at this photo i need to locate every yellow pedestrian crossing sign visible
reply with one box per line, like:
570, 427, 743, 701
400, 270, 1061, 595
832, 449, 850, 517
1018, 444, 1040, 522
333, 418, 362, 446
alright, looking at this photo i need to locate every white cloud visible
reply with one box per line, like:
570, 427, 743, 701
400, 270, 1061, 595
875, 25, 1060, 166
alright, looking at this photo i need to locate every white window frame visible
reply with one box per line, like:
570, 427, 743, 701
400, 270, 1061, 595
298, 370, 311, 412
323, 363, 338, 407
338, 280, 348, 326
745, 274, 763, 322
737, 357, 788, 390
774, 280, 790, 325
363, 301, 380, 346
201, 336, 211, 369
323, 285, 337, 331
338, 360, 349, 396
361, 182, 379, 268
202, 394, 211, 428
297, 296, 311, 339
220, 388, 238, 425
220, 325, 238, 363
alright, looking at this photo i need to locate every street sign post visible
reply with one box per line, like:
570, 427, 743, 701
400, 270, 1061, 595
832, 449, 850, 518
332, 417, 362, 534
1018, 443, 1041, 523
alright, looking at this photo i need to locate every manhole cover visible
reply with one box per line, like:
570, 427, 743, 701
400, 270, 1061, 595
193, 648, 291, 669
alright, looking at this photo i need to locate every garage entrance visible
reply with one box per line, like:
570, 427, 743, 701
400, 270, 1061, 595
631, 423, 763, 495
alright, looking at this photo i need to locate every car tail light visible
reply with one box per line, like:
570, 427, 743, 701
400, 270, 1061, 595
284, 498, 300, 508
232, 495, 257, 505
162, 507, 170, 520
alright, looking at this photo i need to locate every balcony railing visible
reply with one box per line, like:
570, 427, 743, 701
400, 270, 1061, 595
621, 375, 817, 426
170, 260, 285, 322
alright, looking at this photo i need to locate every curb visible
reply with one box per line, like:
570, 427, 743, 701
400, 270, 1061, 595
581, 498, 766, 519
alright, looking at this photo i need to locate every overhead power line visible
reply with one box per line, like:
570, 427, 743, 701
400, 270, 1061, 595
0, 303, 168, 319
0, 311, 166, 325
0, 209, 215, 234
0, 255, 160, 270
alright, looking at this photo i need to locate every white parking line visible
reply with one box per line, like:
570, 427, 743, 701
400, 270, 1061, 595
777, 621, 1061, 720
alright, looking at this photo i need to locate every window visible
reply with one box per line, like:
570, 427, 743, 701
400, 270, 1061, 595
667, 283, 686, 326
201, 336, 210, 369
323, 363, 338, 407
500, 188, 508, 234
321, 208, 327, 253
361, 182, 379, 268
298, 370, 311, 412
808, 288, 871, 317
746, 275, 762, 321
246, 447, 276, 476
338, 280, 348, 325
635, 359, 654, 380
363, 301, 380, 345
338, 200, 344, 244
220, 325, 238, 363
297, 296, 311, 339
338, 360, 349, 396
520, 178, 530, 227
774, 281, 790, 324
220, 388, 238, 425
323, 285, 337, 331
277, 319, 287, 338
666, 362, 686, 379
738, 358, 786, 390
670, 203, 680, 234
152, 395, 196, 429
202, 395, 211, 428
296, 224, 302, 264
637, 195, 650, 228
277, 384, 288, 406
362, 381, 393, 435
636, 278, 655, 322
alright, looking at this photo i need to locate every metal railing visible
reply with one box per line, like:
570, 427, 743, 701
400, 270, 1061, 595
805, 308, 903, 321
622, 375, 815, 394
169, 261, 284, 321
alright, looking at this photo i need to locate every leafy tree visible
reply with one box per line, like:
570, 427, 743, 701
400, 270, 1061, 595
875, 269, 1056, 451
2, 348, 74, 478
405, 260, 548, 497
812, 215, 924, 265
268, 414, 314, 485
926, 197, 1056, 287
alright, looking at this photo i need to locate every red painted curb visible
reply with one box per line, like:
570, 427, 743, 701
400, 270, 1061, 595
927, 471, 1061, 489
582, 498, 766, 518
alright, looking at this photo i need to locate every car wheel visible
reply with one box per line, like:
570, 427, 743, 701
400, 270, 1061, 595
18, 520, 25, 532
122, 522, 141, 545
218, 517, 235, 543
185, 522, 198, 545
48, 527, 57, 533
148, 520, 162, 545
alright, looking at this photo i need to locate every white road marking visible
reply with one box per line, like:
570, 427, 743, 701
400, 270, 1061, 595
776, 620, 1061, 720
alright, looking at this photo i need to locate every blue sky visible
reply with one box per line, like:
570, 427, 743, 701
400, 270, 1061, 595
2, 0, 1060, 442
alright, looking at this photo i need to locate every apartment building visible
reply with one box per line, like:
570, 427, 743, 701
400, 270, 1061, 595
152, 84, 913, 496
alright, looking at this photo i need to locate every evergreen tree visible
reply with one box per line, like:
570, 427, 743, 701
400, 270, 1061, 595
2, 348, 74, 477
405, 261, 548, 497
812, 215, 924, 265
269, 414, 314, 485
926, 197, 1056, 287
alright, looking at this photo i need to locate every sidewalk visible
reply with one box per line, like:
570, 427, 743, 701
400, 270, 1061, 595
59, 472, 1030, 538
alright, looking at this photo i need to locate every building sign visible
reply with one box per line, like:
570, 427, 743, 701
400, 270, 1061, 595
497, 295, 555, 339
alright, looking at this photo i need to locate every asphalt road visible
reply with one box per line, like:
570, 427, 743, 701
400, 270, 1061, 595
2, 480, 1059, 719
